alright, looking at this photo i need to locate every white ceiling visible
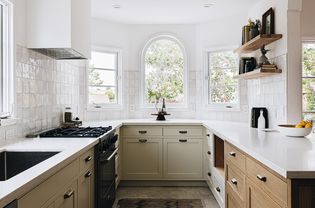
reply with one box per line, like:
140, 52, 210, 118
91, 0, 261, 24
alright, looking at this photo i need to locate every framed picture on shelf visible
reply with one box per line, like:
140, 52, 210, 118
262, 7, 274, 35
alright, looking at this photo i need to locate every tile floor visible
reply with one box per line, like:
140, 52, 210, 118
114, 186, 220, 208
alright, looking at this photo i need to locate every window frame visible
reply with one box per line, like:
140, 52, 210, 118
203, 46, 240, 111
301, 40, 315, 117
140, 34, 188, 109
0, 0, 13, 116
87, 46, 123, 110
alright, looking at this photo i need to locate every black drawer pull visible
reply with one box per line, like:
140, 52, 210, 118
85, 156, 92, 162
207, 151, 211, 155
257, 174, 267, 182
139, 139, 148, 143
207, 172, 211, 177
206, 134, 210, 137
138, 130, 147, 134
179, 139, 187, 143
229, 152, 236, 157
85, 171, 92, 178
179, 130, 188, 134
231, 178, 237, 185
215, 187, 221, 192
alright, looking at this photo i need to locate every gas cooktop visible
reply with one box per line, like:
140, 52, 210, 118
39, 126, 113, 138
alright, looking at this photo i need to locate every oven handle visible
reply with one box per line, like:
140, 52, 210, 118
100, 148, 118, 163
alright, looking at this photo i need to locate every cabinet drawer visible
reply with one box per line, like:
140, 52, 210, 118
19, 159, 79, 208
80, 148, 94, 172
226, 161, 246, 201
224, 142, 246, 172
226, 181, 244, 208
246, 157, 287, 207
212, 174, 225, 205
122, 126, 163, 137
163, 126, 203, 137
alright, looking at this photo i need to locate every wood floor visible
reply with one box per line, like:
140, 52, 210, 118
114, 186, 220, 208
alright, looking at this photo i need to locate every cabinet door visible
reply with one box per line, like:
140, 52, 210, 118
247, 180, 281, 208
163, 138, 203, 179
54, 181, 77, 208
226, 183, 243, 208
78, 167, 94, 208
122, 138, 163, 179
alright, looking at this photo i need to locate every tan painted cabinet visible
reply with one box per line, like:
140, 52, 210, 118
122, 138, 163, 179
163, 138, 203, 179
18, 147, 95, 208
78, 167, 94, 208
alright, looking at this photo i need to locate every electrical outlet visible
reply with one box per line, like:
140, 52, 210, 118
130, 105, 135, 112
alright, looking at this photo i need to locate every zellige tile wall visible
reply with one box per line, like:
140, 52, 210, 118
0, 45, 86, 146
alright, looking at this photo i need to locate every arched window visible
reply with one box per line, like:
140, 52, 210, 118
142, 35, 187, 107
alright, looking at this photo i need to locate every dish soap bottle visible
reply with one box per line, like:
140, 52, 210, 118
257, 110, 265, 129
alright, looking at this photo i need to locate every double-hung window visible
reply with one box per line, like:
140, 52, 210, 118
302, 42, 315, 119
0, 0, 13, 115
206, 49, 239, 109
88, 49, 121, 107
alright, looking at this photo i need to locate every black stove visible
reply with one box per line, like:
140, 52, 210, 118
39, 126, 112, 138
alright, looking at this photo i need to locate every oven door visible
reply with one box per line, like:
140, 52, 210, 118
96, 145, 118, 208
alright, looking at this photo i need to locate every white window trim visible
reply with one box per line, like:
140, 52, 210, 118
86, 46, 123, 111
202, 46, 241, 111
140, 34, 189, 109
0, 0, 14, 116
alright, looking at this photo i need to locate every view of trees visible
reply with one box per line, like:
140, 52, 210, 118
144, 39, 184, 104
302, 43, 315, 118
209, 51, 238, 104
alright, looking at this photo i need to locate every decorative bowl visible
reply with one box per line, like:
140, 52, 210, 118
278, 124, 312, 137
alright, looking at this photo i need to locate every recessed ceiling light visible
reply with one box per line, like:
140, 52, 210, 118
112, 4, 121, 9
203, 3, 214, 8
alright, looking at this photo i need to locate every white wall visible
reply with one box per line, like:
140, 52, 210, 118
301, 0, 315, 39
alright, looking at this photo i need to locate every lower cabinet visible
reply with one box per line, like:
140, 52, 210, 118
163, 138, 203, 179
122, 138, 163, 179
78, 167, 94, 208
247, 180, 281, 208
18, 148, 95, 208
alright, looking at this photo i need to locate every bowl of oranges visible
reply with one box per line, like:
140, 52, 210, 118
278, 120, 312, 137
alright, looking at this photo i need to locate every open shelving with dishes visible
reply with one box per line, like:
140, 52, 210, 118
234, 34, 283, 54
234, 67, 282, 80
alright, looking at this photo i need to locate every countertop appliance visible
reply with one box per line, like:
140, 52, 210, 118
39, 126, 118, 208
251, 107, 269, 128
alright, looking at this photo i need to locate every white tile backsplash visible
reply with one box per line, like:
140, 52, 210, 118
0, 45, 86, 146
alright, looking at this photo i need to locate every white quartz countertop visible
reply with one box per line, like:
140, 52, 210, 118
1, 119, 315, 206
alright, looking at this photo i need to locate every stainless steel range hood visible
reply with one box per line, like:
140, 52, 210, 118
31, 48, 87, 60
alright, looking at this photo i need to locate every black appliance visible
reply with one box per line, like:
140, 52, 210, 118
39, 126, 118, 208
4, 200, 17, 208
251, 107, 269, 128
95, 131, 118, 208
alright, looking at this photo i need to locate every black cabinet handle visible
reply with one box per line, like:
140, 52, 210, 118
257, 174, 267, 182
207, 172, 211, 177
179, 130, 188, 134
231, 178, 237, 185
207, 151, 211, 155
138, 130, 147, 134
85, 156, 92, 162
215, 187, 221, 192
179, 139, 187, 143
229, 152, 236, 157
64, 190, 74, 199
85, 171, 92, 178
139, 139, 148, 143
206, 134, 210, 137
115, 174, 118, 178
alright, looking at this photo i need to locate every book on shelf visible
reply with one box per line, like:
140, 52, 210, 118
261, 64, 277, 70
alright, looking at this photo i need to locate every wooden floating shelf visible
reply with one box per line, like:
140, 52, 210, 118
234, 68, 282, 80
234, 34, 283, 53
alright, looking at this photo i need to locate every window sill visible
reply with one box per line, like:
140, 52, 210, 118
0, 118, 18, 127
201, 105, 241, 112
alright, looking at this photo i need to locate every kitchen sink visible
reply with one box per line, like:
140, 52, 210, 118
0, 151, 60, 181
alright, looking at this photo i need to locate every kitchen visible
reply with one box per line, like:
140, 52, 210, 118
0, 0, 315, 207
